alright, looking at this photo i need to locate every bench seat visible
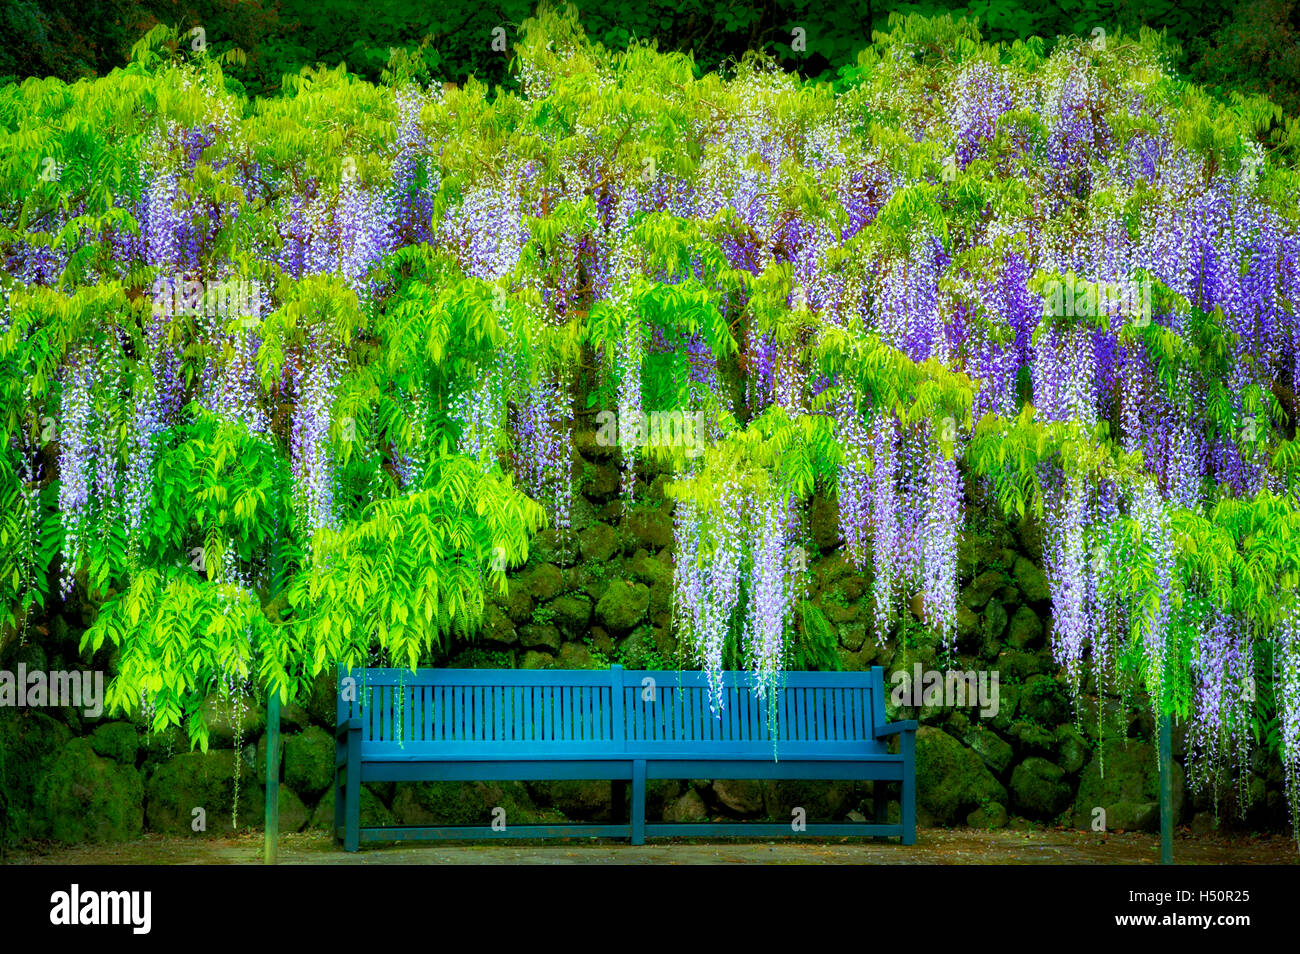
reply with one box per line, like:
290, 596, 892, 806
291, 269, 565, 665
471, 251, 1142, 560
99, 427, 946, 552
334, 665, 916, 849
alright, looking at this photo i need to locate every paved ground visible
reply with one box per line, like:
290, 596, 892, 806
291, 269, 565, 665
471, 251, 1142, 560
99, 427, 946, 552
6, 827, 1297, 864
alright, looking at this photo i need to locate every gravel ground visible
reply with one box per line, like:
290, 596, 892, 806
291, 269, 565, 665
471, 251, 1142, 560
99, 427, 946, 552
5, 827, 1297, 865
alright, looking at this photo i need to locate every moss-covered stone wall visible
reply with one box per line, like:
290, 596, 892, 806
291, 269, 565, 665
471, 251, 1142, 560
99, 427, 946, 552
0, 426, 1291, 847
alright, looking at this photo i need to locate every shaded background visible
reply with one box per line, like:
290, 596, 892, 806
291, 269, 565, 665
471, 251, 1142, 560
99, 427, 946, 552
2, 1, 1298, 113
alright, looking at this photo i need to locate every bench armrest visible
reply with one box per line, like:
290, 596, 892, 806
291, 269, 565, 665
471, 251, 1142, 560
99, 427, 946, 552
335, 717, 361, 740
875, 719, 918, 737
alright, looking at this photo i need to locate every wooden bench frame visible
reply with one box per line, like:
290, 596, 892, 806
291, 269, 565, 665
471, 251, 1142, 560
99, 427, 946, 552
334, 664, 916, 850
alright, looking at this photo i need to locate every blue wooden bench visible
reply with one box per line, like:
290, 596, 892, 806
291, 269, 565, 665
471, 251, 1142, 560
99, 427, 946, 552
334, 664, 916, 850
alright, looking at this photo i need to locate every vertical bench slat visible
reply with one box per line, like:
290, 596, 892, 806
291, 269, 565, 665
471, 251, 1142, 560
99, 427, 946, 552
783, 686, 794, 742
367, 684, 376, 741
676, 686, 686, 748
539, 686, 548, 742
560, 686, 568, 742
497, 685, 506, 742
453, 685, 460, 742
467, 686, 475, 742
609, 667, 623, 749
515, 686, 523, 742
421, 686, 432, 742
434, 686, 444, 748
444, 685, 452, 741
633, 685, 643, 742
478, 685, 486, 742
569, 686, 577, 742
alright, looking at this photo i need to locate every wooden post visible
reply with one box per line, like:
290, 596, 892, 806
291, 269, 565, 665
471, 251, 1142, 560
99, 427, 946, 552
1158, 711, 1173, 866
265, 687, 281, 865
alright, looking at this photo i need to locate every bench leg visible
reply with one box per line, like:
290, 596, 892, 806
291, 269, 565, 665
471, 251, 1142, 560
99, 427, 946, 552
631, 761, 646, 846
611, 780, 628, 824
901, 735, 917, 846
333, 764, 346, 847
343, 733, 361, 853
873, 781, 888, 827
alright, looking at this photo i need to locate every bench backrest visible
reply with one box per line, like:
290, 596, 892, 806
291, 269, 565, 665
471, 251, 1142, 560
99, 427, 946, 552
339, 666, 890, 758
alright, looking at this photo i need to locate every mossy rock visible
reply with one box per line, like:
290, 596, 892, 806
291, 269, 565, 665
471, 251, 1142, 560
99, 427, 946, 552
625, 505, 674, 550
995, 650, 1051, 682
284, 726, 334, 798
1009, 757, 1072, 819
1006, 719, 1056, 753
530, 529, 580, 566
761, 779, 852, 821
199, 694, 266, 748
595, 581, 650, 633
556, 642, 600, 669
966, 801, 1009, 829
963, 724, 1014, 774
629, 550, 671, 587
838, 623, 868, 652
1012, 555, 1051, 603
989, 682, 1021, 732
914, 726, 1007, 826
1019, 674, 1072, 726
88, 721, 139, 765
1077, 695, 1139, 741
310, 785, 393, 831
1071, 738, 1185, 832
1007, 605, 1044, 650
1055, 723, 1092, 774
304, 668, 339, 730
520, 650, 555, 670
547, 594, 593, 635
275, 787, 311, 833
35, 738, 144, 843
578, 523, 617, 563
962, 569, 1009, 610
581, 462, 620, 498
480, 604, 518, 647
711, 779, 765, 816
145, 749, 263, 835
519, 623, 563, 652
955, 604, 981, 649
390, 780, 561, 826
529, 780, 612, 821
522, 563, 564, 602
0, 710, 73, 844
663, 788, 708, 823
981, 598, 1008, 641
